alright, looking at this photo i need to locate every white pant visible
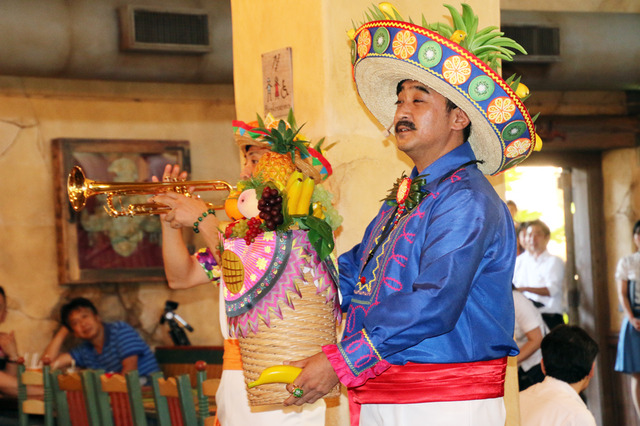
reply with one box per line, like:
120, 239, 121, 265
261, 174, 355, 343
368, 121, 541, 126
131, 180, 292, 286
360, 397, 505, 426
216, 369, 326, 426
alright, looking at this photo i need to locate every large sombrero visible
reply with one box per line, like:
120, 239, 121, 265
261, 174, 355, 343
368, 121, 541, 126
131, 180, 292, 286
232, 119, 270, 152
350, 3, 540, 175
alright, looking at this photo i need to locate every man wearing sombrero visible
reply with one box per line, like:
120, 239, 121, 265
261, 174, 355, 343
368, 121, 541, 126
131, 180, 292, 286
283, 4, 539, 425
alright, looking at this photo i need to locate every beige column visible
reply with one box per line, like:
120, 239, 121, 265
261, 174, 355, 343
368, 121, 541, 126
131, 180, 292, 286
231, 1, 517, 425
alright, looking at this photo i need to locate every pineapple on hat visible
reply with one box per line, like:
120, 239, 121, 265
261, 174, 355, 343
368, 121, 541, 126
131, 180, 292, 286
254, 110, 319, 188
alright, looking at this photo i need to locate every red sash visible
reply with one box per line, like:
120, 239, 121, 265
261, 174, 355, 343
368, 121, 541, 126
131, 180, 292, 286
348, 358, 507, 426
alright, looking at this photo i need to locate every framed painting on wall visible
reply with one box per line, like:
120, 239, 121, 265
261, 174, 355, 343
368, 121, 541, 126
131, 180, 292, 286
52, 138, 190, 285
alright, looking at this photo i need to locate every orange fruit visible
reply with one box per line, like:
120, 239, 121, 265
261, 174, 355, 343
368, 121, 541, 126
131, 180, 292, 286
224, 196, 244, 221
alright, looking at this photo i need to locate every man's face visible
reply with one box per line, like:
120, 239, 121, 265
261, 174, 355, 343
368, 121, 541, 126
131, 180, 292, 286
392, 80, 460, 162
526, 224, 549, 255
240, 146, 270, 179
67, 307, 102, 341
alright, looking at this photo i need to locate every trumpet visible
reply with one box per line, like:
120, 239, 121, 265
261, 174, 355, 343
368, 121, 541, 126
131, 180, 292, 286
67, 166, 233, 217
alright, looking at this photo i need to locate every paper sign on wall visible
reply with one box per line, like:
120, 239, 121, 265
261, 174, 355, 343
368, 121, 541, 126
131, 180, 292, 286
262, 47, 293, 119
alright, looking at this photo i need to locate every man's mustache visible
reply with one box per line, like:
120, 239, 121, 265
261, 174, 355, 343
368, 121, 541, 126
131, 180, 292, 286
395, 120, 416, 132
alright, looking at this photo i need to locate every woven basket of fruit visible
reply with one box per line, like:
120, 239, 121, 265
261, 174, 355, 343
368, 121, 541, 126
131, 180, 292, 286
222, 111, 342, 406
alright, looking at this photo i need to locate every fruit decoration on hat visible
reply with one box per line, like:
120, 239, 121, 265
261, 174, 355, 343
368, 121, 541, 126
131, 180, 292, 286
349, 2, 543, 175
220, 111, 342, 337
223, 109, 341, 262
253, 113, 310, 188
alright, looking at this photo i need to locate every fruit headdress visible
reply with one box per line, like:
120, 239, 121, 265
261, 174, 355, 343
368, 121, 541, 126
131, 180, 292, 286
226, 110, 341, 261
349, 2, 542, 175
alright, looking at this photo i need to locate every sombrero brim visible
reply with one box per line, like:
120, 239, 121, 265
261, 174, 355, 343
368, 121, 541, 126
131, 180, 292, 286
352, 21, 535, 175
234, 134, 270, 152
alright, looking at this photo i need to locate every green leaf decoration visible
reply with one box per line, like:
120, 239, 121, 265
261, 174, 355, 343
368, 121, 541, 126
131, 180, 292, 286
364, 10, 373, 22
256, 113, 266, 129
509, 75, 522, 90
374, 5, 387, 20
443, 4, 467, 32
381, 172, 429, 208
254, 110, 314, 161
313, 137, 326, 151
286, 108, 297, 130
531, 112, 540, 123
277, 191, 294, 231
300, 215, 335, 261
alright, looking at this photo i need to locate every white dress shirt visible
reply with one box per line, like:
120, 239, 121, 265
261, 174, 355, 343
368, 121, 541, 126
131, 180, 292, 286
513, 291, 547, 372
513, 250, 565, 314
519, 376, 596, 426
616, 251, 640, 307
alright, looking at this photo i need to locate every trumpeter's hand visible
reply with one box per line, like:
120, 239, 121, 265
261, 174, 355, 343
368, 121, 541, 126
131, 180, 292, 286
151, 192, 213, 230
150, 164, 212, 229
152, 164, 188, 184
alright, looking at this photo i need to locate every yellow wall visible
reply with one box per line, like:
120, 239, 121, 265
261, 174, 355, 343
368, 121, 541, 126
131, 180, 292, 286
232, 0, 500, 253
231, 2, 517, 425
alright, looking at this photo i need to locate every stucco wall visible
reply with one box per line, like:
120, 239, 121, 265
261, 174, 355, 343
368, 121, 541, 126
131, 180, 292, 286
231, 0, 501, 255
0, 77, 238, 354
230, 1, 508, 425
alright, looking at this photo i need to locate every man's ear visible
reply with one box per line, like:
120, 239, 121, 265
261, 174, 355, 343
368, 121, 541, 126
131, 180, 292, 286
540, 359, 546, 375
588, 361, 596, 378
450, 107, 470, 131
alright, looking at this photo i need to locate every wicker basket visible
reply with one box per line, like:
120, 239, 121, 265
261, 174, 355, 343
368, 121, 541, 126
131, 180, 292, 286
238, 277, 340, 406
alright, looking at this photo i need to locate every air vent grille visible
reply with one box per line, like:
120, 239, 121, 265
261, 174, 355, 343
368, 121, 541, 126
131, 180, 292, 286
119, 6, 212, 54
501, 25, 560, 62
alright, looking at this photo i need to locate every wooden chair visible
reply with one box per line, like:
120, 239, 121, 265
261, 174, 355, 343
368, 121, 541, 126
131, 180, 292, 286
194, 361, 219, 426
17, 356, 54, 426
87, 369, 148, 426
50, 369, 101, 426
149, 371, 196, 426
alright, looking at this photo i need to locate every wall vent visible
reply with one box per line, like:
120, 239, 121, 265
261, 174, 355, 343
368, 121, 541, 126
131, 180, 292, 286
501, 25, 560, 63
119, 5, 212, 54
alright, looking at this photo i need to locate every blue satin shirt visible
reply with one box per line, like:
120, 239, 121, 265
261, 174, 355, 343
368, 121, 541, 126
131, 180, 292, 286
337, 142, 519, 377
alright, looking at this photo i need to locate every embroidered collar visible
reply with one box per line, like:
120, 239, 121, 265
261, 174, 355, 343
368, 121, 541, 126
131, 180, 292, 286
382, 172, 429, 211
414, 142, 481, 181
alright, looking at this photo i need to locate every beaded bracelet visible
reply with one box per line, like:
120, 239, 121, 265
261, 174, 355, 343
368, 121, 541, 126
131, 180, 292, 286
193, 209, 216, 234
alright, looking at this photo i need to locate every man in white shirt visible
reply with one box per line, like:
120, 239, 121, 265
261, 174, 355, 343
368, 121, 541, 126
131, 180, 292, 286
513, 219, 565, 330
513, 289, 547, 390
519, 325, 598, 426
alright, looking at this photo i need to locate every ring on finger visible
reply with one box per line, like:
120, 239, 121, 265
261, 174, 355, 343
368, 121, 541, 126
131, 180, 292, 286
292, 385, 304, 398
